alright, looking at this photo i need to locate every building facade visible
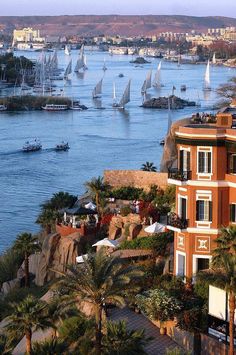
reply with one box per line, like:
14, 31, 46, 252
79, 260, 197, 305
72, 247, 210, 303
167, 113, 236, 279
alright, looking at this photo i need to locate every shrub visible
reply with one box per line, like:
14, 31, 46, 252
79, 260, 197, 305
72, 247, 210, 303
120, 206, 132, 217
108, 186, 144, 200
0, 247, 24, 286
119, 232, 173, 255
136, 289, 182, 322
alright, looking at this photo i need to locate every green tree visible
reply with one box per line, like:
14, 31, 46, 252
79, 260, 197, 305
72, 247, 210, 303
13, 233, 41, 287
5, 295, 52, 355
198, 226, 236, 355
85, 176, 110, 217
102, 320, 151, 355
59, 249, 143, 355
141, 162, 157, 172
31, 338, 67, 355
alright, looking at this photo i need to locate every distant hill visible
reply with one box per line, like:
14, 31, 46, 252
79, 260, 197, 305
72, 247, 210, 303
1, 15, 236, 37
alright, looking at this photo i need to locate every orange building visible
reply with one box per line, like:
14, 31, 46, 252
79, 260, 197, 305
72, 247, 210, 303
167, 113, 236, 279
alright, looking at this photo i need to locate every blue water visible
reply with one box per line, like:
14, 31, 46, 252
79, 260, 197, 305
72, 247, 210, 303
0, 50, 235, 252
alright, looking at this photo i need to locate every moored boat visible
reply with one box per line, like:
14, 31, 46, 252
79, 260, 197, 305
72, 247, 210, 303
55, 141, 70, 151
70, 100, 83, 110
42, 104, 68, 111
22, 139, 42, 152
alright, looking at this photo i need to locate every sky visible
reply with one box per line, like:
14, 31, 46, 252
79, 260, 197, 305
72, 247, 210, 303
0, 0, 236, 17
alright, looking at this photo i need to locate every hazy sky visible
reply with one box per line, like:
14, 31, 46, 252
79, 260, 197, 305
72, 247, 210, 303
1, 0, 236, 17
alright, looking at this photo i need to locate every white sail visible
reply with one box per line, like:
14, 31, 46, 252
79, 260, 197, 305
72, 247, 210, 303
65, 45, 71, 56
64, 59, 72, 79
118, 79, 131, 108
212, 52, 216, 65
93, 78, 103, 98
74, 57, 84, 72
146, 70, 152, 90
204, 60, 211, 90
103, 58, 107, 71
153, 61, 162, 87
113, 82, 117, 102
141, 80, 147, 94
83, 54, 88, 70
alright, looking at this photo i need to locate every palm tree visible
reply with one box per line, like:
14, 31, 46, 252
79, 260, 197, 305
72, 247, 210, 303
31, 338, 68, 355
198, 225, 236, 355
102, 320, 151, 355
59, 249, 143, 355
5, 295, 52, 355
13, 232, 41, 287
36, 208, 58, 234
85, 176, 110, 217
141, 162, 157, 172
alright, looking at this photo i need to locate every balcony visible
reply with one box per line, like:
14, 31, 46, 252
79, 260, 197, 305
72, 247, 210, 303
167, 212, 188, 231
168, 169, 191, 181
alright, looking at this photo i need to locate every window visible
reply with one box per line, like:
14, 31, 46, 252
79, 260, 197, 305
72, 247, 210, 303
197, 258, 210, 272
198, 151, 212, 174
196, 200, 212, 221
177, 253, 185, 277
228, 154, 236, 174
230, 204, 236, 222
180, 150, 190, 172
179, 197, 187, 219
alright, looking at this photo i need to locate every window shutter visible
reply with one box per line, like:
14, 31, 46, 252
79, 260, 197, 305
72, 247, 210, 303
233, 156, 236, 174
230, 204, 233, 221
179, 150, 184, 171
196, 200, 199, 220
209, 201, 212, 222
207, 152, 212, 173
198, 152, 204, 173
187, 151, 190, 171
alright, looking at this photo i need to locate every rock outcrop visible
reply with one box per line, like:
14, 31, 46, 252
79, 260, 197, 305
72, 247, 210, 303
109, 213, 149, 240
142, 95, 196, 109
130, 56, 151, 64
160, 117, 191, 172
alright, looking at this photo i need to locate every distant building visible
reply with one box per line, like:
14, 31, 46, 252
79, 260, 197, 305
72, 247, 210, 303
13, 27, 45, 44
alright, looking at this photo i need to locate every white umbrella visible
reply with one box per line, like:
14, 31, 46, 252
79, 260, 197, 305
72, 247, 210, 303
144, 222, 166, 234
76, 254, 88, 263
85, 202, 97, 210
92, 238, 119, 248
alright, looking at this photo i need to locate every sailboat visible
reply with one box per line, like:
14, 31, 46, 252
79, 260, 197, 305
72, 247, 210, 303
212, 52, 216, 65
160, 97, 172, 146
64, 59, 72, 80
153, 61, 162, 88
83, 55, 88, 70
177, 55, 181, 67
141, 70, 152, 94
92, 78, 103, 99
203, 60, 211, 91
65, 45, 71, 56
113, 80, 131, 109
102, 58, 107, 71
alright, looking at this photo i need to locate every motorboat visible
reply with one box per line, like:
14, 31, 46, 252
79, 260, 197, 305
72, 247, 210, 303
42, 104, 68, 111
22, 139, 42, 152
118, 73, 124, 78
0, 104, 7, 111
70, 100, 83, 110
180, 85, 187, 91
55, 141, 70, 151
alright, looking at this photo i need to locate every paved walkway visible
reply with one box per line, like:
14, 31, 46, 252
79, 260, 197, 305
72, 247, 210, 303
109, 307, 179, 355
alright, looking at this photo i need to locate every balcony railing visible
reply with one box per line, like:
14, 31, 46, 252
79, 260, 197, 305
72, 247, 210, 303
168, 169, 191, 181
167, 212, 188, 230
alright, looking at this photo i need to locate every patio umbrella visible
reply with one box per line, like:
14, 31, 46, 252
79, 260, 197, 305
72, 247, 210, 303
92, 238, 119, 248
76, 254, 88, 263
144, 222, 166, 234
85, 202, 97, 210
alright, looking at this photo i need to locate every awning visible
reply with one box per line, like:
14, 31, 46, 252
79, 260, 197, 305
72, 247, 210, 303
65, 206, 97, 215
85, 202, 97, 210
144, 222, 166, 234
92, 238, 119, 248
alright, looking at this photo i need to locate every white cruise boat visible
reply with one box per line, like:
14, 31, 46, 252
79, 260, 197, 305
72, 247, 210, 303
22, 139, 42, 152
42, 104, 68, 111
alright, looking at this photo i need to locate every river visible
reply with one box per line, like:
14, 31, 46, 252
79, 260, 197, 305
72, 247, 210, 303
0, 49, 235, 252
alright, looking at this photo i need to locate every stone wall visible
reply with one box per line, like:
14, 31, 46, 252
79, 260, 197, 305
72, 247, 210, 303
104, 170, 168, 191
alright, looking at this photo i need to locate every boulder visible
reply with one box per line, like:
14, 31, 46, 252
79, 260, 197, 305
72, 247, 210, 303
142, 95, 196, 109
1, 278, 20, 295
130, 56, 151, 64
